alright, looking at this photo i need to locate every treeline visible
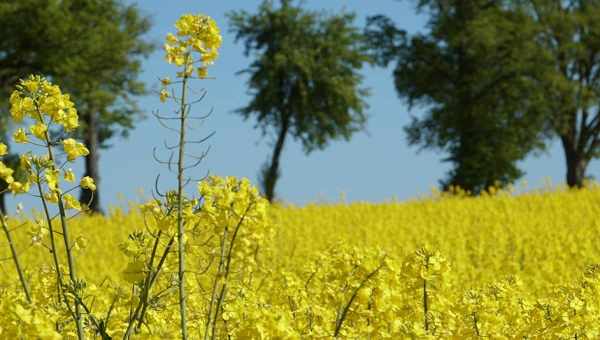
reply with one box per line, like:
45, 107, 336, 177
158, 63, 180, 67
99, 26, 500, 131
2, 0, 599, 210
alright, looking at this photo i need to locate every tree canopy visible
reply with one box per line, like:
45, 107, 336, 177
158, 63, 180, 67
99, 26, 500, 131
0, 0, 153, 212
366, 0, 550, 193
228, 0, 371, 201
518, 0, 600, 187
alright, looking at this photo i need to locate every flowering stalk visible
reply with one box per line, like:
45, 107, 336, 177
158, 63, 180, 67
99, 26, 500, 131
37, 101, 85, 340
196, 178, 270, 339
162, 13, 222, 339
6, 75, 97, 340
123, 231, 175, 339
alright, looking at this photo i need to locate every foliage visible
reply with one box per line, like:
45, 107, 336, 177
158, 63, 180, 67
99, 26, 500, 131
366, 1, 550, 193
228, 0, 370, 201
515, 0, 600, 187
0, 0, 154, 212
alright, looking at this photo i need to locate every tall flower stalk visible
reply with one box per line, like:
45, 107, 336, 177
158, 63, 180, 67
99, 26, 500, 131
160, 13, 222, 340
3, 75, 97, 339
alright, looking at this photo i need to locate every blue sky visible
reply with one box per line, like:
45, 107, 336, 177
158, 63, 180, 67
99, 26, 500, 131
7, 0, 600, 211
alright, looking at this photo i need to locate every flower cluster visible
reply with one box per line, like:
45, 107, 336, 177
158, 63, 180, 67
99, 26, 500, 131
0, 143, 30, 194
164, 13, 222, 79
10, 75, 79, 131
2, 76, 95, 204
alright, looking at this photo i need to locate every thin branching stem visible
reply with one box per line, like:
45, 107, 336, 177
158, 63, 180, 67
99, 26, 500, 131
334, 258, 386, 338
37, 105, 85, 340
0, 213, 31, 303
177, 62, 190, 340
36, 178, 64, 303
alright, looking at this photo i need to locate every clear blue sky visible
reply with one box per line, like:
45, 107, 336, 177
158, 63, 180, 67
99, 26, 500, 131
7, 0, 600, 211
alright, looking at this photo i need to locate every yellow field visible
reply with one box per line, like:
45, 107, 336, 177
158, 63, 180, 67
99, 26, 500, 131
2, 185, 600, 338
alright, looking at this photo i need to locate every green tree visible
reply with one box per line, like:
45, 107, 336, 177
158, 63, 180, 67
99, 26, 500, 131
0, 0, 153, 213
228, 0, 370, 202
517, 0, 600, 187
366, 1, 549, 193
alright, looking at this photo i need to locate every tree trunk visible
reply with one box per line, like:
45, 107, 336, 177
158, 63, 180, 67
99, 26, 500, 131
80, 110, 103, 213
262, 118, 290, 202
561, 136, 588, 188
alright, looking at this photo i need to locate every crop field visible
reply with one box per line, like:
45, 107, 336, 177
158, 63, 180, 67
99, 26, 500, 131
3, 185, 600, 338
3, 6, 600, 340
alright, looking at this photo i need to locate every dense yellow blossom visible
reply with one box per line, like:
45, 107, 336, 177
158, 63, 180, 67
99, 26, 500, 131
10, 75, 79, 131
80, 176, 96, 191
13, 128, 28, 144
164, 13, 222, 78
62, 138, 89, 161
29, 122, 48, 140
2, 185, 600, 338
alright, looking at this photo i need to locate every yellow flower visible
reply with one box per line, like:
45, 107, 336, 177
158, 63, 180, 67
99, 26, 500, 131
11, 75, 79, 130
62, 138, 89, 161
22, 77, 40, 93
44, 191, 59, 203
160, 88, 170, 103
20, 154, 33, 172
45, 169, 60, 191
9, 181, 30, 194
63, 108, 79, 131
9, 91, 25, 122
0, 162, 14, 180
21, 97, 35, 113
123, 260, 146, 283
64, 169, 76, 183
0, 143, 7, 156
161, 77, 171, 86
197, 67, 208, 79
80, 176, 96, 191
165, 13, 222, 77
63, 193, 81, 210
29, 122, 48, 140
13, 128, 28, 144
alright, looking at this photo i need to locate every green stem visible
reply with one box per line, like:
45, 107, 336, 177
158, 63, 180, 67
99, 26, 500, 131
135, 236, 175, 332
36, 177, 64, 303
58, 193, 85, 340
177, 67, 190, 340
122, 232, 175, 339
204, 226, 228, 340
37, 105, 85, 340
333, 260, 385, 338
0, 213, 31, 303
423, 279, 429, 332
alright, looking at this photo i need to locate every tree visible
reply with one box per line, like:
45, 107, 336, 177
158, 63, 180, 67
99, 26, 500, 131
0, 0, 153, 213
55, 1, 153, 213
366, 1, 549, 193
228, 0, 370, 202
516, 0, 600, 187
